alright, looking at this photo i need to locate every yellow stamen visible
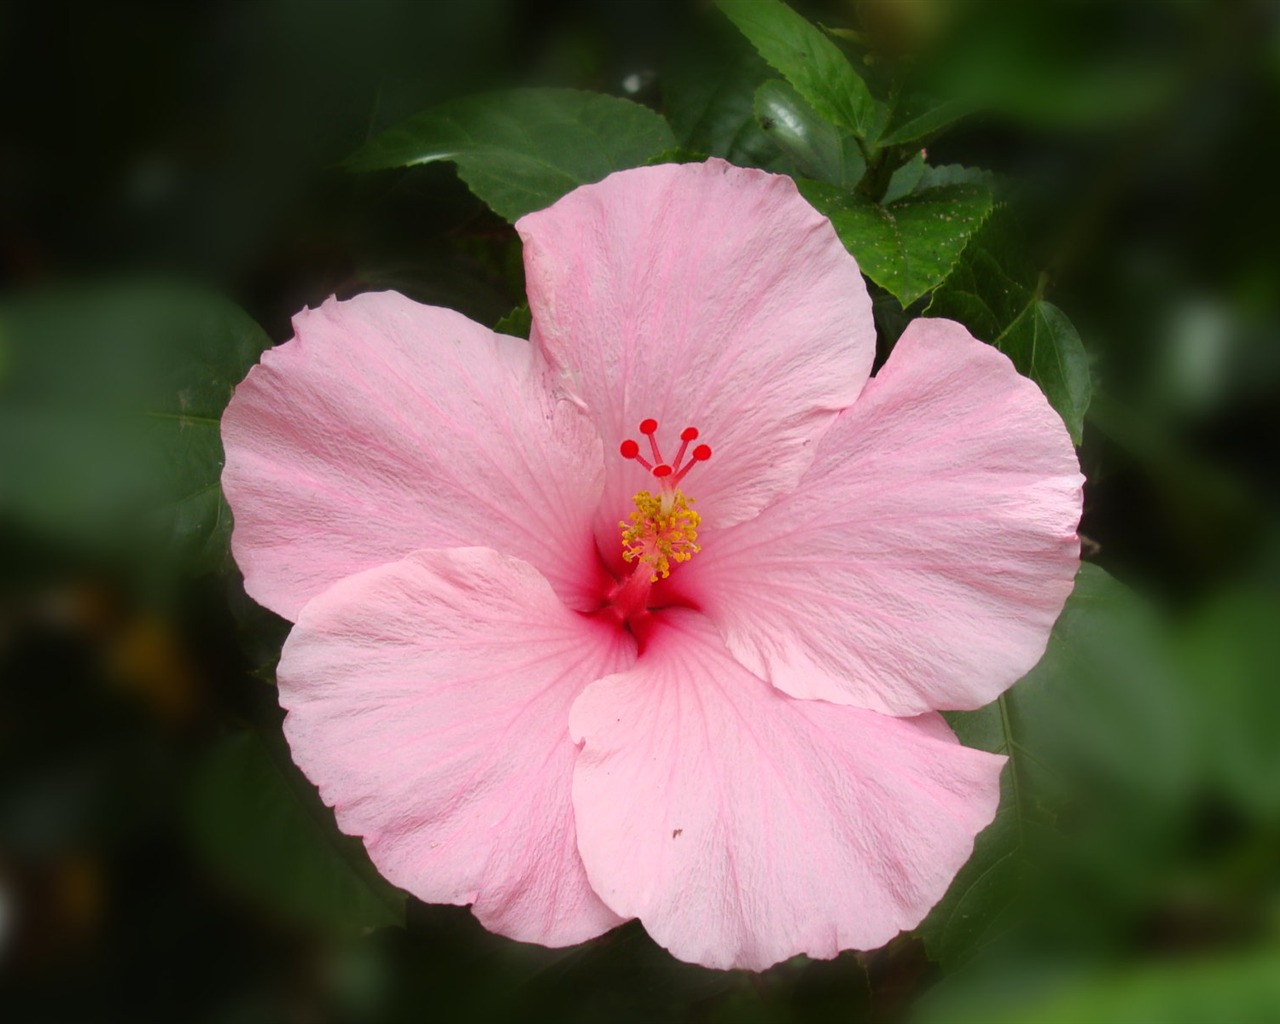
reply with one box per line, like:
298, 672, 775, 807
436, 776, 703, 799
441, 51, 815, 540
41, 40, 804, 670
620, 489, 701, 582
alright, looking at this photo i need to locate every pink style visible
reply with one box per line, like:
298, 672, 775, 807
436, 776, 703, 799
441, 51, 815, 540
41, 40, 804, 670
220, 159, 1084, 971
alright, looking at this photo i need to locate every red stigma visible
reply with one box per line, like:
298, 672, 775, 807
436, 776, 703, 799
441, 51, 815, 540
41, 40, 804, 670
619, 418, 712, 488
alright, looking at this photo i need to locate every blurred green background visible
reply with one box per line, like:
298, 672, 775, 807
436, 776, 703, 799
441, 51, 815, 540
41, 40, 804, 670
1, 1, 1278, 1021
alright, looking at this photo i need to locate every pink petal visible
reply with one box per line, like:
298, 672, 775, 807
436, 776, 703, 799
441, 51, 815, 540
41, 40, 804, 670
222, 292, 607, 621
681, 317, 1084, 715
516, 159, 875, 554
569, 610, 1005, 971
278, 546, 634, 946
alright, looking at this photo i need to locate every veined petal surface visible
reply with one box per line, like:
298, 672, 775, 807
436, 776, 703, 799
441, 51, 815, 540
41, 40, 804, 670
569, 609, 1005, 971
682, 318, 1084, 715
517, 159, 875, 547
222, 292, 606, 621
279, 547, 635, 946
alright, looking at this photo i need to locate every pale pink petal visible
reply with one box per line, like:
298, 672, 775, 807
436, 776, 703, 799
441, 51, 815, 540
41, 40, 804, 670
517, 159, 875, 553
680, 317, 1080, 711
278, 547, 634, 946
680, 317, 1084, 716
222, 291, 607, 621
569, 610, 1005, 971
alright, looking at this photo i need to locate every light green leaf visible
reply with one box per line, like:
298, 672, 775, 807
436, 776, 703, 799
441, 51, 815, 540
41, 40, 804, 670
949, 951, 1280, 1024
753, 80, 864, 188
718, 0, 881, 140
0, 283, 269, 576
494, 303, 531, 339
927, 221, 1092, 444
345, 88, 676, 221
190, 730, 406, 933
799, 178, 992, 306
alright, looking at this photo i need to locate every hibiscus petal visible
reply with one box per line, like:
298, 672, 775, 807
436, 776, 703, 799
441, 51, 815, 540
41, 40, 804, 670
569, 609, 1005, 971
279, 546, 635, 946
681, 317, 1084, 715
222, 291, 607, 621
517, 159, 875, 548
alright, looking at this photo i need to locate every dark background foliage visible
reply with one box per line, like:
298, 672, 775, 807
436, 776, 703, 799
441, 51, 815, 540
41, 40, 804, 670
2, 1, 1278, 1021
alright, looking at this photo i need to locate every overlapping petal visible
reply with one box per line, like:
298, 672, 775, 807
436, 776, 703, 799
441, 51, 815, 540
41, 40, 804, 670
569, 610, 1006, 971
682, 318, 1083, 716
222, 292, 607, 621
278, 547, 635, 946
517, 159, 875, 550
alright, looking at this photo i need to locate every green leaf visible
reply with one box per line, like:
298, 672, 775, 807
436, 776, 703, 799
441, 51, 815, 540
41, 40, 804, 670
879, 93, 974, 146
0, 283, 269, 576
718, 0, 881, 140
663, 22, 789, 171
880, 149, 925, 203
927, 219, 1092, 443
189, 730, 405, 933
753, 80, 864, 188
798, 178, 992, 306
344, 88, 676, 222
494, 303, 532, 339
919, 565, 1193, 969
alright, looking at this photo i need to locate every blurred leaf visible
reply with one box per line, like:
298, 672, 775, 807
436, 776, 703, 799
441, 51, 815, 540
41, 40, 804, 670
944, 951, 1280, 1024
1181, 588, 1280, 815
911, 4, 1176, 132
928, 219, 1092, 443
754, 80, 864, 188
663, 22, 788, 171
344, 88, 676, 221
190, 730, 405, 933
718, 0, 882, 140
799, 178, 992, 306
494, 304, 531, 339
0, 283, 268, 576
916, 164, 998, 190
920, 565, 1193, 969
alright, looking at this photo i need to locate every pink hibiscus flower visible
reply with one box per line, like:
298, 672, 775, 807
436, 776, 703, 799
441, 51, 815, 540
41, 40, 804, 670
221, 159, 1083, 971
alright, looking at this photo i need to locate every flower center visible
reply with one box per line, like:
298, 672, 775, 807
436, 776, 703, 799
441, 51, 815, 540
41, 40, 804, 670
617, 419, 712, 583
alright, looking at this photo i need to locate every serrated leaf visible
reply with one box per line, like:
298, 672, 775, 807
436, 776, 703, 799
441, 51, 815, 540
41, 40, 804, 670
799, 178, 992, 306
0, 283, 269, 576
345, 88, 676, 221
718, 0, 881, 140
927, 222, 1092, 443
753, 80, 864, 188
920, 565, 1193, 969
494, 303, 531, 339
189, 730, 405, 933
